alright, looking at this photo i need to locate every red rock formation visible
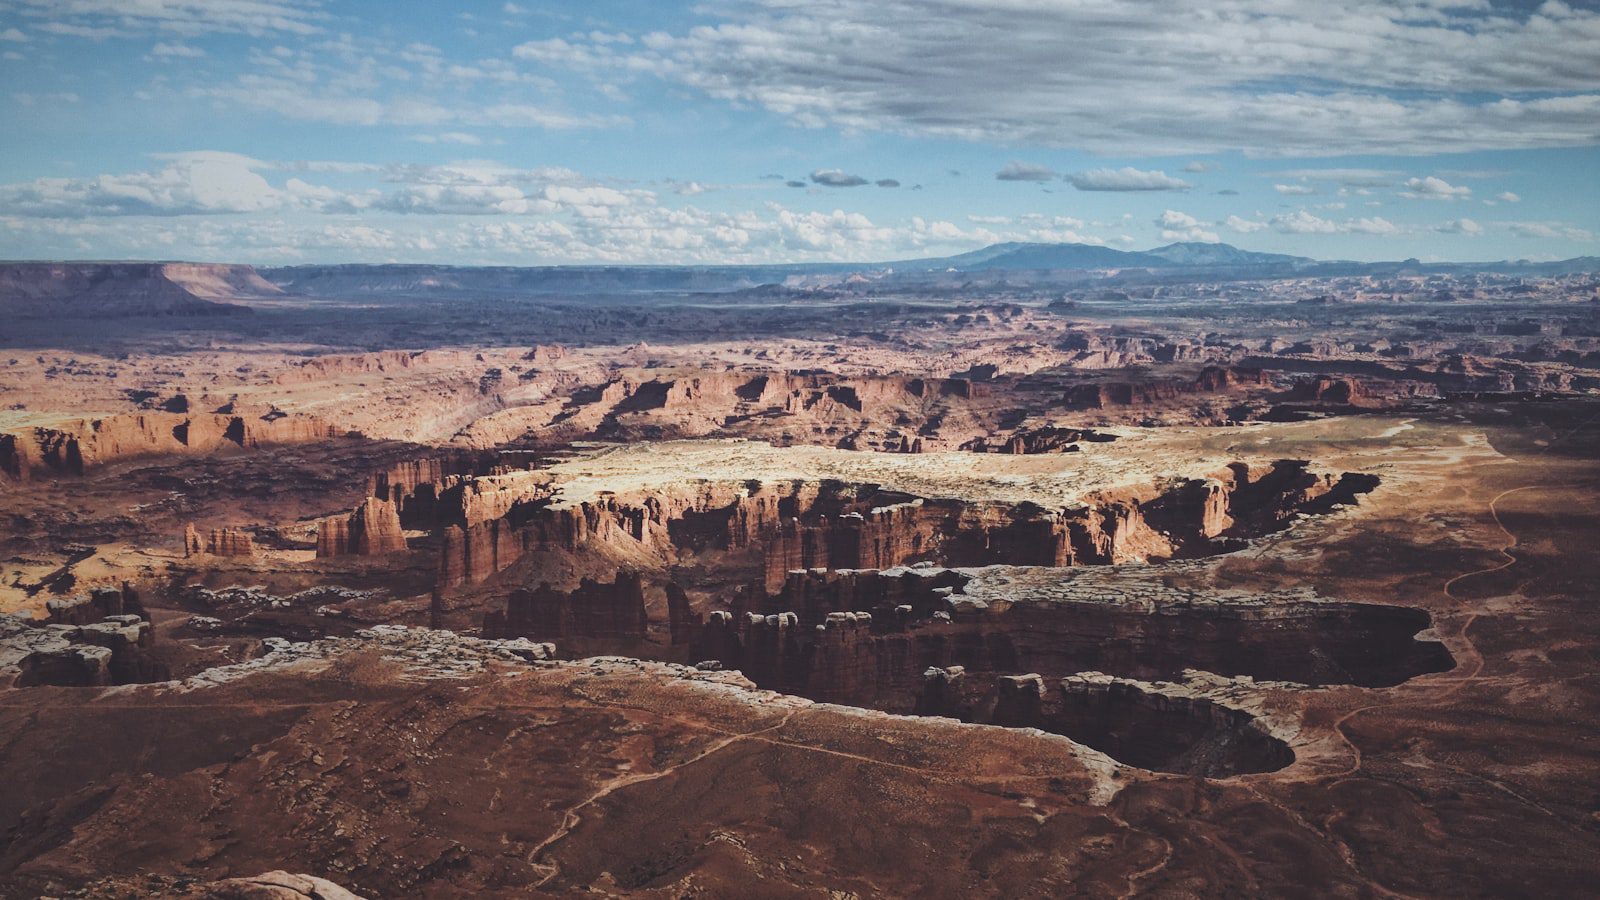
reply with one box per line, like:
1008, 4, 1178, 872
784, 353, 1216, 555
482, 570, 649, 642
1064, 366, 1266, 410
316, 497, 406, 557
184, 524, 257, 558
0, 411, 341, 480
432, 459, 1375, 590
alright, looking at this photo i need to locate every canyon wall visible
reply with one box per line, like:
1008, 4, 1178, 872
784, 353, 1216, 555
316, 497, 407, 557
0, 411, 342, 480
183, 524, 257, 558
429, 459, 1376, 590
688, 568, 1453, 721
482, 569, 649, 644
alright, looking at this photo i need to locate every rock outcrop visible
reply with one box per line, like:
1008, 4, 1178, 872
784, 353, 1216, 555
3, 605, 163, 687
0, 261, 273, 317
1, 411, 342, 480
431, 459, 1377, 589
1064, 366, 1268, 410
482, 569, 650, 643
316, 497, 406, 557
185, 524, 258, 558
689, 565, 1453, 714
187, 870, 366, 899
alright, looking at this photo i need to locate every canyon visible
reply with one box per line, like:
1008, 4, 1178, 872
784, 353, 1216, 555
0, 262, 1597, 897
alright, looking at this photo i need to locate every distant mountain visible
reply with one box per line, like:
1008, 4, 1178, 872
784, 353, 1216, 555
903, 241, 1313, 272
6, 247, 1596, 311
1140, 242, 1312, 267
914, 242, 1142, 271
0, 262, 271, 317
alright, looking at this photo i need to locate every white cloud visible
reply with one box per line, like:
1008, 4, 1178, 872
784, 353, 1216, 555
1269, 210, 1399, 235
10, 0, 323, 37
519, 0, 1600, 156
995, 161, 1057, 182
1401, 176, 1471, 200
0, 28, 28, 42
1263, 168, 1399, 187
0, 151, 284, 217
161, 34, 625, 132
1495, 191, 1521, 203
149, 41, 205, 58
1225, 215, 1268, 233
1434, 218, 1483, 235
1503, 221, 1597, 242
1274, 183, 1317, 195
408, 132, 483, 145
1155, 209, 1218, 243
1069, 167, 1190, 192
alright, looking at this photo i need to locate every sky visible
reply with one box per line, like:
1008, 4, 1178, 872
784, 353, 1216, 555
1, 0, 1598, 266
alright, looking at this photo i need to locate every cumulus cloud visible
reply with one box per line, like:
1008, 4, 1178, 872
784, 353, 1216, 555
809, 169, 869, 188
1401, 176, 1471, 200
1495, 191, 1521, 203
1068, 167, 1190, 192
1434, 218, 1483, 235
0, 152, 285, 217
0, 154, 1149, 265
518, 0, 1600, 156
995, 161, 1057, 182
1154, 210, 1218, 243
375, 184, 547, 216
1225, 215, 1268, 234
1267, 210, 1399, 235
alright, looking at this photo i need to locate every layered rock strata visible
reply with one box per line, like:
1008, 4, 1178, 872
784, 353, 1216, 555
482, 569, 649, 644
184, 524, 258, 558
432, 458, 1376, 589
1, 411, 341, 480
316, 498, 406, 557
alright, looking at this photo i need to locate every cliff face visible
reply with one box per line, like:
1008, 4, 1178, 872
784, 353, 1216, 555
684, 567, 1452, 750
1064, 366, 1267, 410
429, 459, 1377, 589
0, 411, 341, 480
316, 497, 406, 557
183, 524, 257, 558
482, 570, 649, 644
0, 262, 273, 317
539, 371, 990, 451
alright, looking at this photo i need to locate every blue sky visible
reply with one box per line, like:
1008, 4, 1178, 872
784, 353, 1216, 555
1, 0, 1597, 265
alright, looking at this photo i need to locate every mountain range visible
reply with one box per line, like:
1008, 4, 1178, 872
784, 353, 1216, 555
2, 243, 1596, 316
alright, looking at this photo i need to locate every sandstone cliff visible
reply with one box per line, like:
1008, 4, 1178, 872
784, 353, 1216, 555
0, 261, 274, 317
184, 524, 257, 558
316, 497, 407, 557
0, 411, 342, 480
